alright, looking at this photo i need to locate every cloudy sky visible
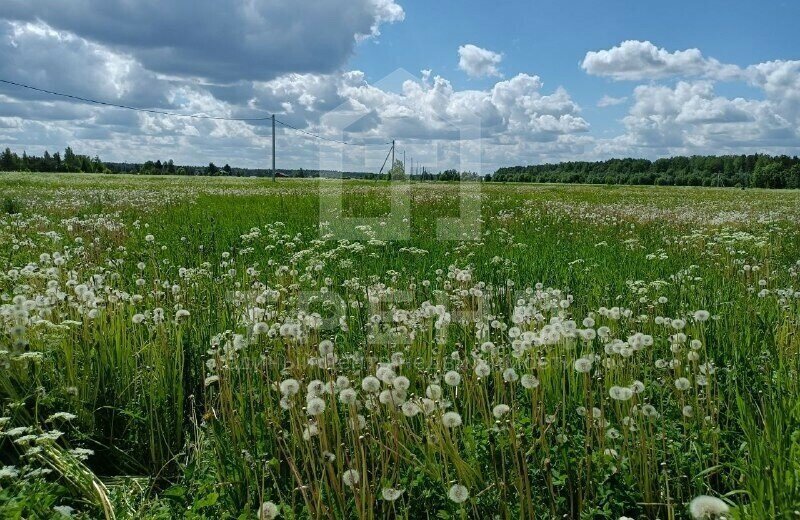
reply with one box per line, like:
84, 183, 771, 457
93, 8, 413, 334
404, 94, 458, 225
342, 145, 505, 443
0, 0, 798, 173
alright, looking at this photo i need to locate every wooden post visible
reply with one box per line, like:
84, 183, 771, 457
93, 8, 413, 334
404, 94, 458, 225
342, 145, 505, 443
272, 114, 276, 181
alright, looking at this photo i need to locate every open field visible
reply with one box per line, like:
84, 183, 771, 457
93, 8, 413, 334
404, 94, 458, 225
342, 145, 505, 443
1, 173, 800, 518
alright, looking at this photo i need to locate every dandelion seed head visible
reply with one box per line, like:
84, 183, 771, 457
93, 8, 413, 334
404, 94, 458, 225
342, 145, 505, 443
339, 388, 357, 405
318, 339, 334, 355
502, 367, 519, 382
426, 384, 443, 400
393, 376, 410, 391
280, 379, 300, 396
361, 376, 381, 393
342, 469, 360, 488
442, 411, 462, 428
306, 397, 326, 416
609, 386, 633, 401
492, 404, 510, 419
674, 377, 691, 391
444, 370, 461, 386
688, 495, 729, 519
381, 487, 405, 501
475, 362, 491, 378
376, 366, 396, 383
0, 465, 19, 479
260, 501, 279, 520
448, 484, 469, 503
401, 401, 421, 417
574, 357, 593, 373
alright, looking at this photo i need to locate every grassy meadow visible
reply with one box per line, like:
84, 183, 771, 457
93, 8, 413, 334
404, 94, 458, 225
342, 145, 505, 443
1, 172, 799, 519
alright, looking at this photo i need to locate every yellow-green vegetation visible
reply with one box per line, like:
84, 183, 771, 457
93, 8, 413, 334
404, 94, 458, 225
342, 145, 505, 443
1, 172, 799, 519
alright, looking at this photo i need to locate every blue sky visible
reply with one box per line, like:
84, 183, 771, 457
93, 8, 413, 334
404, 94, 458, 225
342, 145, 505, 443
0, 0, 798, 172
352, 0, 799, 133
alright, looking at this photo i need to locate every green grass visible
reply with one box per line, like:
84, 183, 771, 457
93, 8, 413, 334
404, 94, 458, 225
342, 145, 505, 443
0, 172, 799, 519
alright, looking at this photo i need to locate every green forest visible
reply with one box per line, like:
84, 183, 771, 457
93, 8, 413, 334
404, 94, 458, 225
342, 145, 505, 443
3, 147, 800, 188
492, 154, 800, 188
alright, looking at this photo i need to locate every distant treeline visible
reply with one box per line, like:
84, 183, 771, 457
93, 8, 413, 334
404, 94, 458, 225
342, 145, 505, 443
106, 160, 373, 179
3, 147, 800, 188
1, 147, 112, 174
492, 155, 800, 189
0, 148, 372, 178
0, 148, 479, 180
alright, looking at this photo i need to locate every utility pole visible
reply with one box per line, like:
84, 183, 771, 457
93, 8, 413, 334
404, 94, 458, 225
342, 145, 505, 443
391, 139, 395, 182
272, 114, 276, 181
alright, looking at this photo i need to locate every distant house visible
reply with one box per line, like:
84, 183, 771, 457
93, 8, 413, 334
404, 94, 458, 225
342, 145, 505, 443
275, 171, 289, 178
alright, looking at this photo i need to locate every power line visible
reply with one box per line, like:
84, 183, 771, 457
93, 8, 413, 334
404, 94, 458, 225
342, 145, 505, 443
0, 78, 271, 121
0, 78, 391, 146
275, 119, 391, 146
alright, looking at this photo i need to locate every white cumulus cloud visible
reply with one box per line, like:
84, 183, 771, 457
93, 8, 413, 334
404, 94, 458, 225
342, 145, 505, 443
582, 40, 743, 81
458, 44, 503, 78
597, 95, 627, 107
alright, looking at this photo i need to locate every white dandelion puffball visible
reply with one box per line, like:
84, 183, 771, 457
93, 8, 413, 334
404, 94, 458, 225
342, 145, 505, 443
671, 318, 686, 330
421, 398, 436, 414
448, 483, 469, 504
381, 487, 405, 501
401, 401, 421, 417
492, 404, 510, 419
393, 375, 410, 391
279, 379, 300, 396
339, 388, 357, 405
475, 362, 491, 378
642, 404, 659, 418
306, 397, 326, 416
674, 377, 691, 391
376, 366, 396, 383
502, 367, 519, 382
574, 357, 593, 373
362, 376, 381, 393
521, 374, 540, 389
689, 495, 729, 519
442, 411, 463, 428
378, 389, 394, 405
260, 501, 280, 520
609, 386, 633, 401
318, 339, 334, 355
426, 384, 443, 400
444, 370, 461, 386
307, 380, 325, 396
342, 469, 360, 488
